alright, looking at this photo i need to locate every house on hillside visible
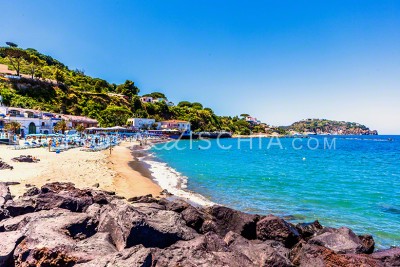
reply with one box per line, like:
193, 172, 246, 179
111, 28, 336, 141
245, 116, 261, 125
127, 118, 159, 130
160, 120, 191, 131
140, 96, 153, 103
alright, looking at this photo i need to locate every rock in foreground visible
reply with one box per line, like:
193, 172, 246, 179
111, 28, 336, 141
0, 182, 397, 267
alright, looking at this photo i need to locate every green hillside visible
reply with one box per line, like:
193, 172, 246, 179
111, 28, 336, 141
0, 43, 262, 134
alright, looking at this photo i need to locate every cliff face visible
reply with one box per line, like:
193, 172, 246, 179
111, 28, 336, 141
0, 182, 398, 267
289, 119, 378, 135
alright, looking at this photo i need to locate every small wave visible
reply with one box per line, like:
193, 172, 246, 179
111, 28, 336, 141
142, 154, 214, 207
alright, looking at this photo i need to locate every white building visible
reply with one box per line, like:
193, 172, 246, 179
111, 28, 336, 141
140, 96, 153, 103
0, 106, 97, 136
245, 116, 261, 125
127, 118, 158, 129
160, 120, 191, 131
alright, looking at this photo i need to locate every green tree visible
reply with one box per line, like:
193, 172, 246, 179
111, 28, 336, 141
75, 124, 85, 133
54, 120, 68, 134
54, 68, 65, 84
27, 54, 44, 79
191, 102, 203, 110
0, 46, 28, 76
131, 95, 143, 111
143, 92, 166, 99
177, 101, 192, 108
116, 80, 139, 97
6, 42, 18, 48
4, 121, 21, 134
99, 105, 133, 127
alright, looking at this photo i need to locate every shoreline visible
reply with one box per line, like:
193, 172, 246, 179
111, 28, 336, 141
104, 141, 163, 199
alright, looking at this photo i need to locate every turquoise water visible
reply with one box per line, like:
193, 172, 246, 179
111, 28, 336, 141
151, 136, 400, 248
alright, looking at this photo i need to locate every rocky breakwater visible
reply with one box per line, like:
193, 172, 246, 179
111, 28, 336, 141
0, 182, 399, 267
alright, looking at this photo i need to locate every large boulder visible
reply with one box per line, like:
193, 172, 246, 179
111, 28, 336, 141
224, 231, 293, 266
0, 208, 10, 221
5, 197, 36, 217
14, 247, 77, 267
296, 220, 323, 241
0, 231, 25, 266
201, 205, 260, 239
97, 200, 143, 251
10, 209, 102, 264
152, 232, 254, 267
256, 215, 300, 248
98, 199, 196, 250
371, 247, 400, 267
11, 155, 39, 163
290, 242, 382, 267
308, 227, 374, 254
75, 245, 153, 267
0, 183, 12, 207
181, 205, 206, 232
358, 234, 375, 254
159, 198, 190, 213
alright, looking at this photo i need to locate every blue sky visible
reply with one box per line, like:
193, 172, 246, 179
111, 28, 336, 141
1, 0, 399, 134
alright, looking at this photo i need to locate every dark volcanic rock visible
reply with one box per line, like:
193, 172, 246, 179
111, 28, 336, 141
36, 184, 94, 212
23, 186, 40, 197
308, 227, 374, 254
98, 199, 196, 250
296, 220, 323, 240
127, 194, 157, 203
201, 205, 260, 239
11, 155, 39, 163
152, 232, 254, 267
14, 247, 77, 267
256, 214, 300, 248
5, 197, 36, 217
181, 205, 205, 232
0, 231, 25, 266
0, 182, 395, 266
371, 247, 400, 266
224, 231, 293, 266
358, 234, 375, 254
159, 198, 190, 213
290, 242, 381, 267
0, 183, 12, 207
75, 245, 153, 267
0, 208, 10, 221
97, 199, 144, 251
0, 161, 13, 170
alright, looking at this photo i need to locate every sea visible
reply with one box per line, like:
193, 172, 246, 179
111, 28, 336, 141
144, 135, 400, 248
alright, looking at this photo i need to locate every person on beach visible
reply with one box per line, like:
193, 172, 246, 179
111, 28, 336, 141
48, 139, 53, 152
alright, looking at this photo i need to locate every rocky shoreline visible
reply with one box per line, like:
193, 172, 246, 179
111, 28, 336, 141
0, 182, 399, 267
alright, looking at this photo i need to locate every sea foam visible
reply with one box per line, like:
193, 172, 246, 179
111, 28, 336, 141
141, 152, 214, 206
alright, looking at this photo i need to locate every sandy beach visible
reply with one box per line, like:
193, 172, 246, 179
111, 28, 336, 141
0, 141, 162, 198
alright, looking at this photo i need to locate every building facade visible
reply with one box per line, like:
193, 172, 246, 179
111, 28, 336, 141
61, 115, 98, 128
0, 106, 98, 136
127, 118, 158, 129
160, 120, 191, 131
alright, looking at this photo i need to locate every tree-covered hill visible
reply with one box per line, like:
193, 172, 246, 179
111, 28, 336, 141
0, 43, 262, 134
287, 119, 378, 135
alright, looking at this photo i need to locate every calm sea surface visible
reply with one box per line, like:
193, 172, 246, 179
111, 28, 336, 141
151, 135, 400, 248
